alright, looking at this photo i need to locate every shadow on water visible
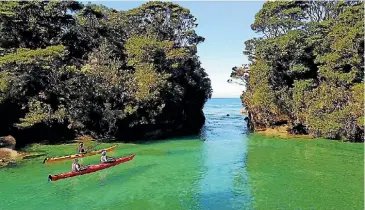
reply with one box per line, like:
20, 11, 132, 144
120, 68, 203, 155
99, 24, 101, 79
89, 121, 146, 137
134, 135, 202, 145
22, 153, 47, 159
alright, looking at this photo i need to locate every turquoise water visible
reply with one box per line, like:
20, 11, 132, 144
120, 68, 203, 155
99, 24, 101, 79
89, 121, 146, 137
200, 99, 252, 209
1, 98, 252, 210
1, 98, 363, 209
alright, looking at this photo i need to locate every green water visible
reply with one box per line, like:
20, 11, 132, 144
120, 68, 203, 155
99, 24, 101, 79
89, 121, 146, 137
247, 135, 364, 210
1, 140, 205, 210
1, 99, 363, 209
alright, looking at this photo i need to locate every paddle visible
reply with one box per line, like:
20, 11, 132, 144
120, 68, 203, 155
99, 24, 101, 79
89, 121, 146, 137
86, 137, 113, 151
85, 140, 103, 152
77, 140, 98, 153
82, 137, 115, 152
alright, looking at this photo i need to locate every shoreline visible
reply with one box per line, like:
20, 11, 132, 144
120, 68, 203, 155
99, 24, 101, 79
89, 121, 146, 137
255, 125, 314, 140
1, 125, 362, 168
0, 148, 47, 167
252, 125, 364, 142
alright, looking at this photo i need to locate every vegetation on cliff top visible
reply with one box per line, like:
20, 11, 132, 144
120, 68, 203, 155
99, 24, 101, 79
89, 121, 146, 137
230, 1, 364, 142
0, 1, 212, 146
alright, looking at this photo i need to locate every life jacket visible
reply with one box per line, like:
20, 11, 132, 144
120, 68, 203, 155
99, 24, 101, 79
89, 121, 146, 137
72, 163, 79, 172
78, 146, 85, 153
101, 155, 107, 163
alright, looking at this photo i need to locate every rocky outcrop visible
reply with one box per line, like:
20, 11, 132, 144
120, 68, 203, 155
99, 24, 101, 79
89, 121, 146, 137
245, 110, 313, 139
0, 135, 16, 149
246, 112, 255, 131
0, 135, 18, 167
240, 109, 248, 114
256, 125, 313, 139
0, 148, 19, 167
113, 108, 206, 142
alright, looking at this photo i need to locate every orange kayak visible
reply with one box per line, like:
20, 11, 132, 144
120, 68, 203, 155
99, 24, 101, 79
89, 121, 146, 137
42, 144, 118, 164
48, 154, 135, 181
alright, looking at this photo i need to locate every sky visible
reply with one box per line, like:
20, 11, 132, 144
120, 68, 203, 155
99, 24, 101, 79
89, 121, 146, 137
84, 1, 264, 98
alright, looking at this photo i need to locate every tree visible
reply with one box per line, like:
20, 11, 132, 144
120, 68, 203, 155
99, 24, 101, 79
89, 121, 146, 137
231, 0, 363, 142
0, 1, 212, 144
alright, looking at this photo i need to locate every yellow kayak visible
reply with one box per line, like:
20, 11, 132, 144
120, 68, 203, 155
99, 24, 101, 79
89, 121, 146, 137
42, 144, 118, 164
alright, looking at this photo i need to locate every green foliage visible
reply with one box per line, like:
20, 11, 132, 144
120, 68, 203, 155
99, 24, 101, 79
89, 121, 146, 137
0, 45, 66, 66
0, 1, 211, 142
123, 1, 204, 47
0, 1, 18, 16
241, 60, 285, 128
304, 84, 356, 139
134, 63, 168, 102
16, 99, 66, 128
315, 4, 364, 86
292, 79, 313, 120
251, 1, 307, 37
0, 70, 10, 102
231, 1, 364, 141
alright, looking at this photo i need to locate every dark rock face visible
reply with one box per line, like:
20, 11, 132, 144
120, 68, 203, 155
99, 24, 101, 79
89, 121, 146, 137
0, 135, 16, 149
115, 109, 206, 142
5, 92, 209, 146
290, 124, 309, 135
7, 108, 207, 146
11, 123, 75, 148
182, 109, 206, 135
246, 112, 255, 131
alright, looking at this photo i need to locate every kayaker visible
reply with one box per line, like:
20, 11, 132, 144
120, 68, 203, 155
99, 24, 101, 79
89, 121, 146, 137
78, 142, 86, 154
101, 150, 116, 163
71, 158, 88, 172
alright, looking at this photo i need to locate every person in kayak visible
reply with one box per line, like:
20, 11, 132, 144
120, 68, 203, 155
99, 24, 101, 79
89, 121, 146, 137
72, 158, 89, 172
78, 142, 86, 154
101, 150, 116, 163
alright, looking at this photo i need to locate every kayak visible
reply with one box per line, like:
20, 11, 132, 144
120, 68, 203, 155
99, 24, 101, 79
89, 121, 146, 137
43, 144, 118, 164
48, 154, 135, 181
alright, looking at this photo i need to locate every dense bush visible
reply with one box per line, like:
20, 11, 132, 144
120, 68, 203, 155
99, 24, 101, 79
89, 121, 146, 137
0, 1, 212, 145
230, 1, 363, 142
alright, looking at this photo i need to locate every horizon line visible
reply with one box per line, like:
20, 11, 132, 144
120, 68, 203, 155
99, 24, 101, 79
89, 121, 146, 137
209, 97, 241, 99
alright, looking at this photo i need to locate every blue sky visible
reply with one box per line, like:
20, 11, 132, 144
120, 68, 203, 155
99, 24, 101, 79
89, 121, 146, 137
84, 1, 264, 98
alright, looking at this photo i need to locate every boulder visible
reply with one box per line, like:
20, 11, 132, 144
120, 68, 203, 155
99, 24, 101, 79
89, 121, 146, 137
0, 148, 19, 167
0, 135, 16, 149
240, 109, 248, 114
0, 148, 18, 162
